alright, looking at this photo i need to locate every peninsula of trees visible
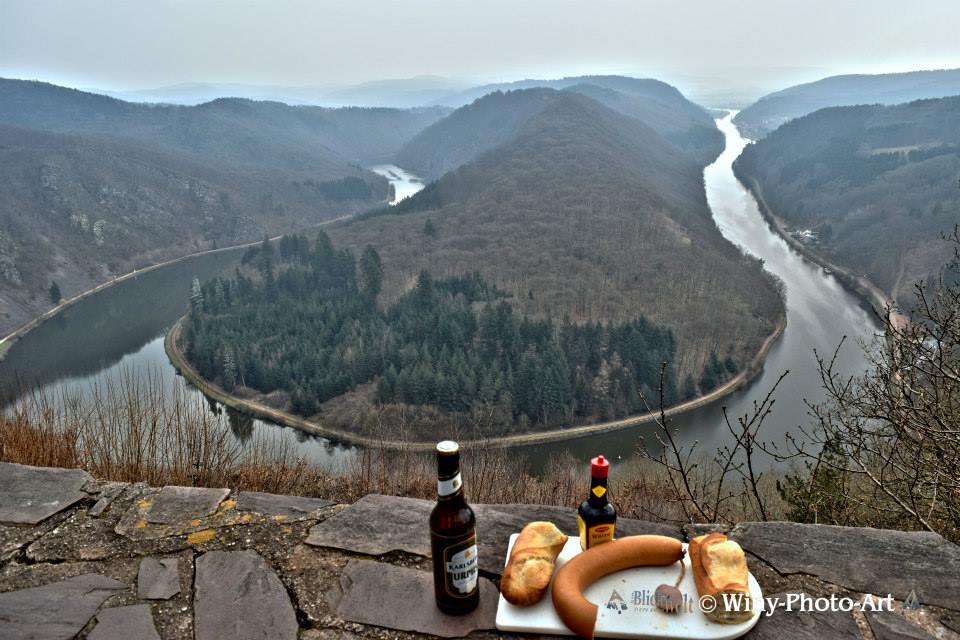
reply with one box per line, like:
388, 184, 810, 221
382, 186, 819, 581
183, 234, 744, 439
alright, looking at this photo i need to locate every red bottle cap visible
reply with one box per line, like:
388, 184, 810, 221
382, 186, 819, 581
591, 455, 609, 478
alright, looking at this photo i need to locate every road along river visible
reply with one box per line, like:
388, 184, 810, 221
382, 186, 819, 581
0, 122, 878, 471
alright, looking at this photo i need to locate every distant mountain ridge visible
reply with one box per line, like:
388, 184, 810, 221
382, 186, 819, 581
0, 78, 450, 169
734, 68, 960, 138
397, 76, 723, 179
90, 75, 472, 108
735, 95, 960, 308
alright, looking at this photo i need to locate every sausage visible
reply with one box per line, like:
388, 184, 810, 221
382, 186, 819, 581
551, 535, 684, 638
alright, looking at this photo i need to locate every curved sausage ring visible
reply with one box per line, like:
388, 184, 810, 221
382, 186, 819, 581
551, 535, 684, 638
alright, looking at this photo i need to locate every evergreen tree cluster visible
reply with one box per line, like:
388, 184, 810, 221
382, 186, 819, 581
697, 350, 739, 394
186, 233, 693, 429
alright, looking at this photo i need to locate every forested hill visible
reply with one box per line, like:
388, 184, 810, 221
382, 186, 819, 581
0, 123, 390, 333
734, 68, 960, 139
394, 89, 561, 180
336, 90, 784, 385
734, 96, 960, 308
0, 78, 450, 169
397, 76, 722, 179
0, 79, 448, 334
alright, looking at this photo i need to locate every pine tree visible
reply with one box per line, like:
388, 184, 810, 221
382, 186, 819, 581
213, 278, 225, 309
190, 278, 204, 313
222, 349, 237, 391
423, 218, 437, 238
359, 245, 384, 297
414, 270, 434, 309
49, 281, 62, 305
699, 360, 718, 393
682, 374, 697, 400
724, 356, 738, 375
376, 366, 397, 403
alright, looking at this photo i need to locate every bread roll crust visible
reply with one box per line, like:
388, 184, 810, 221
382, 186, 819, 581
500, 521, 568, 607
689, 533, 753, 624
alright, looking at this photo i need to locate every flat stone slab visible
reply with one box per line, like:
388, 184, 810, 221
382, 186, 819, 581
138, 557, 180, 600
866, 610, 937, 640
306, 494, 680, 575
88, 604, 161, 640
88, 481, 129, 518
146, 486, 230, 524
235, 491, 332, 521
336, 559, 497, 638
728, 522, 960, 611
116, 486, 248, 542
0, 462, 92, 525
744, 592, 861, 639
306, 494, 431, 556
0, 573, 125, 640
195, 549, 297, 640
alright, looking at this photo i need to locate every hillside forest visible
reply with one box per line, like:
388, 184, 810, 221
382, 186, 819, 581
735, 96, 960, 307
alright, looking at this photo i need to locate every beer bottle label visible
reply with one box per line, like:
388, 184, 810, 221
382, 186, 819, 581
578, 515, 615, 549
442, 534, 478, 597
437, 472, 463, 498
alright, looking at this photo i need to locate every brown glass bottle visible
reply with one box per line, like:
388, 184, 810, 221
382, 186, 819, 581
429, 440, 479, 614
577, 454, 616, 550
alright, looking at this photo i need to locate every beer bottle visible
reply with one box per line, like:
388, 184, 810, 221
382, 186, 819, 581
430, 440, 479, 614
577, 454, 616, 550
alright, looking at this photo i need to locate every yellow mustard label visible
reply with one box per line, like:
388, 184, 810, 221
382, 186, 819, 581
578, 515, 615, 550
592, 485, 607, 498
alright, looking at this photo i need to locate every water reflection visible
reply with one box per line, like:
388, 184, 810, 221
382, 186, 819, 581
227, 407, 255, 444
0, 167, 427, 468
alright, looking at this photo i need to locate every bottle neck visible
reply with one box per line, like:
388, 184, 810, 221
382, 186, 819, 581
588, 474, 609, 506
437, 453, 466, 503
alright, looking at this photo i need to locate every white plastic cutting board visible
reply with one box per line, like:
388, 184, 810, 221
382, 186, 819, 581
495, 534, 762, 639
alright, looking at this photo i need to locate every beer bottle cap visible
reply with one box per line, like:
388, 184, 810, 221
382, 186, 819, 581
591, 455, 609, 478
437, 440, 460, 455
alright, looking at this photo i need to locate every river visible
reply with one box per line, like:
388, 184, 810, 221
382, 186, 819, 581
534, 112, 878, 467
0, 122, 878, 471
0, 165, 426, 469
370, 165, 425, 204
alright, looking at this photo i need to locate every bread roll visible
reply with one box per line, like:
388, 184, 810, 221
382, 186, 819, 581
689, 533, 753, 624
500, 521, 568, 607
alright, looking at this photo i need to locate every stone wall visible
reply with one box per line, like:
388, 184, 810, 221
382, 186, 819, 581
0, 462, 957, 639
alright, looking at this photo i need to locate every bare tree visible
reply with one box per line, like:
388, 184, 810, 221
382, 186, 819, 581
636, 362, 788, 525
779, 230, 960, 542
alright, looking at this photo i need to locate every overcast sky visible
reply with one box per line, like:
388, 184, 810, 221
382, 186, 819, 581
3, 0, 959, 94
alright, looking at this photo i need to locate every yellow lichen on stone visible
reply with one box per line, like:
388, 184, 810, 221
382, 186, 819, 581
190, 518, 201, 527
240, 513, 252, 523
272, 515, 288, 522
135, 519, 147, 529
218, 499, 237, 511
137, 499, 152, 510
187, 529, 216, 545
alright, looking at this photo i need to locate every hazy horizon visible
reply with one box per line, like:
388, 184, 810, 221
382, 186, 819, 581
3, 0, 960, 105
